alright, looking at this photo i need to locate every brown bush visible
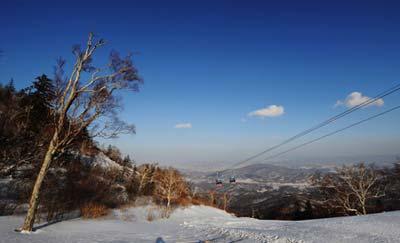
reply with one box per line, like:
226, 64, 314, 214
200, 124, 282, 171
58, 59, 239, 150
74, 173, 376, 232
176, 197, 192, 207
190, 198, 207, 205
190, 193, 213, 206
80, 202, 109, 219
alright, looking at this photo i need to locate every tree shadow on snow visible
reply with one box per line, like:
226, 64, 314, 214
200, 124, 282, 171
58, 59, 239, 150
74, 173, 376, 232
32, 212, 81, 231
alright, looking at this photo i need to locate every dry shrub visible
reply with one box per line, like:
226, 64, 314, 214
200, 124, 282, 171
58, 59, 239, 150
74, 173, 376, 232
191, 197, 210, 206
191, 193, 214, 206
146, 207, 156, 221
78, 166, 129, 208
160, 206, 171, 218
176, 197, 191, 207
80, 202, 109, 219
117, 201, 136, 210
103, 184, 129, 207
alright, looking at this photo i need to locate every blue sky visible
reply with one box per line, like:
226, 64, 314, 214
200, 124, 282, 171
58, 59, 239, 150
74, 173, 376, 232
1, 0, 400, 166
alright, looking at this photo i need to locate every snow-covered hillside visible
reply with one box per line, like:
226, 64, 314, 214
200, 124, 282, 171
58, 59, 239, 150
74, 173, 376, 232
1, 206, 400, 243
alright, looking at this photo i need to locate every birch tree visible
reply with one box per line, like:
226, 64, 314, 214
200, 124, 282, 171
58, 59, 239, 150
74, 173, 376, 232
208, 190, 216, 206
19, 33, 142, 232
137, 164, 157, 195
312, 163, 385, 215
153, 167, 188, 212
222, 192, 232, 211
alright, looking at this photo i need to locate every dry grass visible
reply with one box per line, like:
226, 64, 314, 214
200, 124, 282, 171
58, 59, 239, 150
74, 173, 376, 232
117, 201, 136, 210
80, 202, 109, 219
191, 197, 212, 206
176, 197, 192, 207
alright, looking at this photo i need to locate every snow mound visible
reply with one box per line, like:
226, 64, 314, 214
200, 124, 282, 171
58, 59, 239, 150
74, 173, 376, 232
89, 152, 122, 169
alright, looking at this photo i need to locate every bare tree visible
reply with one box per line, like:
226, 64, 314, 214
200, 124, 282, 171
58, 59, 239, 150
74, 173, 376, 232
19, 33, 142, 232
186, 181, 199, 199
312, 163, 385, 215
137, 164, 157, 194
222, 192, 232, 211
208, 190, 216, 206
383, 161, 400, 201
153, 167, 188, 212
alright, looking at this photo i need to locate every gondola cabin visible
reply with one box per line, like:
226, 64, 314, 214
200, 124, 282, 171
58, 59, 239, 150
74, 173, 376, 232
215, 172, 223, 185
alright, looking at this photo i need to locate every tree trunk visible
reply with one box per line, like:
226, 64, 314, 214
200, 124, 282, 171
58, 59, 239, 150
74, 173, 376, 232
167, 195, 171, 210
223, 193, 229, 211
361, 200, 367, 215
19, 137, 57, 232
138, 174, 146, 194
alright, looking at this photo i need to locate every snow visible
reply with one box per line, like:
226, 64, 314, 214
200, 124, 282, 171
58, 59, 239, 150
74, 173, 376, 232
268, 182, 310, 190
236, 178, 260, 184
1, 206, 400, 242
82, 152, 123, 169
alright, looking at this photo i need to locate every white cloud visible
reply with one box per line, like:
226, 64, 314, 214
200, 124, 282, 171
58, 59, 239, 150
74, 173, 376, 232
174, 123, 192, 129
335, 92, 384, 108
248, 105, 285, 118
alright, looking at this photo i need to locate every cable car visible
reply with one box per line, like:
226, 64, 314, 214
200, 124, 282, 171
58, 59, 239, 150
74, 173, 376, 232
215, 172, 223, 185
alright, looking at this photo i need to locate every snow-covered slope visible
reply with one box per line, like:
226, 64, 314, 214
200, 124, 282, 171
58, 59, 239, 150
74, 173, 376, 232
83, 151, 123, 169
1, 206, 400, 242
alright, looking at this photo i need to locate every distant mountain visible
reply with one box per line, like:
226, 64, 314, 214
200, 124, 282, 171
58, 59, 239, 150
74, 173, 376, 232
174, 154, 399, 172
185, 163, 330, 185
184, 163, 331, 219
219, 164, 317, 182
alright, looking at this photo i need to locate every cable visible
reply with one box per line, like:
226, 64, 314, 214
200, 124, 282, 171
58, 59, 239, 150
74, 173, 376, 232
260, 105, 400, 162
230, 83, 400, 168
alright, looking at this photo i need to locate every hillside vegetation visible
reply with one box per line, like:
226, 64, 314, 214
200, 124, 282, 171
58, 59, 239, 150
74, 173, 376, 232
0, 80, 194, 221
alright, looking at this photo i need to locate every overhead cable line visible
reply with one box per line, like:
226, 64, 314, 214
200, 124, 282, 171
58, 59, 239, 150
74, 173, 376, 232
260, 105, 400, 162
230, 83, 400, 168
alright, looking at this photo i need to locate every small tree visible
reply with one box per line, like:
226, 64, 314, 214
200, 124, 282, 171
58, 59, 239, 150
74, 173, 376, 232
19, 33, 142, 232
137, 164, 157, 195
122, 155, 133, 167
105, 145, 123, 164
208, 190, 216, 206
381, 161, 400, 207
153, 167, 188, 212
312, 163, 385, 215
222, 192, 232, 211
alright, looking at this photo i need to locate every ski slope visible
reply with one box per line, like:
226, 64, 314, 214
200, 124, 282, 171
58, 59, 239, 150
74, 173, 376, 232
1, 206, 400, 242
